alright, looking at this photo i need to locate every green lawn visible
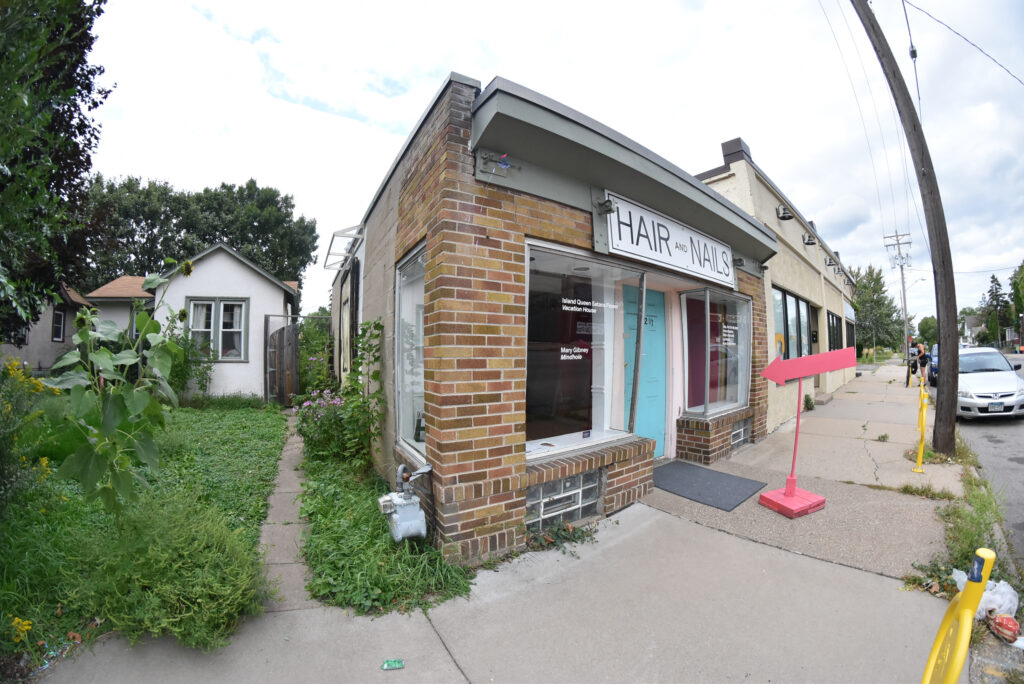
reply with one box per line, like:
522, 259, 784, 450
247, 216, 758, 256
0, 405, 288, 676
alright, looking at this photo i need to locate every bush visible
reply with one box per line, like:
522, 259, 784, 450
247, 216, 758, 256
294, 389, 345, 456
297, 309, 334, 393
0, 356, 59, 519
69, 491, 269, 651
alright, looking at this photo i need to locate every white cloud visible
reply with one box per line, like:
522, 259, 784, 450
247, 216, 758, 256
89, 0, 1024, 322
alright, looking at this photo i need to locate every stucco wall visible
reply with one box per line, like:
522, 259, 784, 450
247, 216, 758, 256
157, 249, 290, 396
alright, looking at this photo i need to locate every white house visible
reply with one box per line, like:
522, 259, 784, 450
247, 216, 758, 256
154, 243, 297, 397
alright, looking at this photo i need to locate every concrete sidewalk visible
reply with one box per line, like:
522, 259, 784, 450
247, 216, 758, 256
43, 362, 973, 683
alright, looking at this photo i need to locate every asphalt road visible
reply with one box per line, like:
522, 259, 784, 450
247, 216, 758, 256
953, 352, 1024, 575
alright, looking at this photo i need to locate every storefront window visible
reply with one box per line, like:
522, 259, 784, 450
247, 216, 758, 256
526, 247, 641, 454
773, 287, 814, 360
683, 288, 751, 415
396, 249, 425, 454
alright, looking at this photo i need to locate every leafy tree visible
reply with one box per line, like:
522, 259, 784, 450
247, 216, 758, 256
81, 176, 318, 293
0, 0, 109, 339
983, 275, 1011, 329
851, 264, 904, 352
917, 316, 937, 348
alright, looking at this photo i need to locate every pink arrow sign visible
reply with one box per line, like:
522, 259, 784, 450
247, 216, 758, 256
758, 346, 857, 518
761, 347, 857, 386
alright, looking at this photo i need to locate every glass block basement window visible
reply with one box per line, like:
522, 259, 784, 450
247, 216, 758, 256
731, 418, 752, 447
525, 470, 602, 532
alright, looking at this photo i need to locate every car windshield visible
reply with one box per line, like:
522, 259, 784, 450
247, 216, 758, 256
959, 351, 1011, 374
930, 344, 938, 358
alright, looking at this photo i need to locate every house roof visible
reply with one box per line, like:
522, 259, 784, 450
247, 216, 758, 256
283, 280, 298, 293
58, 284, 91, 308
163, 243, 297, 304
86, 275, 153, 300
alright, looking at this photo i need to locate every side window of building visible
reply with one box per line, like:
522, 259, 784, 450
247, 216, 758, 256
846, 320, 856, 351
396, 248, 426, 454
827, 311, 843, 351
773, 287, 813, 359
51, 309, 65, 342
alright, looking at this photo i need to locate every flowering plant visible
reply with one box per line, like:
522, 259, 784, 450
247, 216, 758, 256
294, 388, 345, 456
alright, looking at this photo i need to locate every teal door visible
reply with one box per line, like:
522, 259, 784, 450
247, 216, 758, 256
624, 287, 667, 458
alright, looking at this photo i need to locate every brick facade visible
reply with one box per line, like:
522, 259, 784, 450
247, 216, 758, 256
363, 77, 771, 564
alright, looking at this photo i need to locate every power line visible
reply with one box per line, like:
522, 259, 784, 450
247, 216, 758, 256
900, 0, 924, 117
818, 0, 888, 239
904, 0, 1024, 90
908, 265, 1017, 274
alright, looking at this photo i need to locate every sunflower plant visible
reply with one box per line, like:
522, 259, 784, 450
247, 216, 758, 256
44, 261, 187, 515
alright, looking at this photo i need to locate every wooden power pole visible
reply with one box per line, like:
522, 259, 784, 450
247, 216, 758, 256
850, 0, 958, 454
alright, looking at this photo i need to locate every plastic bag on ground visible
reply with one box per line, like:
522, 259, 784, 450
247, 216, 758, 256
952, 568, 1019, 620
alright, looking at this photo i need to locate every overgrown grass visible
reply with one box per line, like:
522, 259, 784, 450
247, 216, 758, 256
0, 406, 289, 677
897, 483, 956, 500
903, 432, 979, 469
300, 456, 473, 614
178, 394, 271, 410
153, 407, 288, 547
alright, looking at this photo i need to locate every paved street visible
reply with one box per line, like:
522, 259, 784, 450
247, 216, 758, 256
954, 352, 1024, 575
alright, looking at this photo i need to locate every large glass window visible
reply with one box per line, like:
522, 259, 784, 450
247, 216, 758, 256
683, 288, 751, 415
51, 310, 65, 342
396, 249, 426, 453
773, 287, 813, 360
526, 247, 641, 454
190, 301, 213, 354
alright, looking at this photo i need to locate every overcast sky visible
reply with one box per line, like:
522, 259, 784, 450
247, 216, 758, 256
88, 1, 1024, 326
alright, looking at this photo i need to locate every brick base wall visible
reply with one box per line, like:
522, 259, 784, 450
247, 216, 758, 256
676, 408, 753, 464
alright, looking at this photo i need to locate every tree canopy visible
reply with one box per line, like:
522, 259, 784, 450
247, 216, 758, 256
82, 176, 318, 293
0, 0, 109, 339
851, 264, 904, 351
917, 316, 937, 348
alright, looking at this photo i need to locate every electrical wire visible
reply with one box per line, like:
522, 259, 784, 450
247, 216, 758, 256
817, 0, 888, 241
904, 0, 1024, 89
901, 0, 924, 117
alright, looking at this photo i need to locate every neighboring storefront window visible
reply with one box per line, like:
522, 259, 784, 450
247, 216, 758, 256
526, 246, 641, 454
683, 288, 751, 415
827, 311, 843, 351
773, 287, 813, 359
396, 248, 426, 454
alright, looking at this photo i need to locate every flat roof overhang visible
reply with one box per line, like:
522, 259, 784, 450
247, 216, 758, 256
471, 78, 777, 264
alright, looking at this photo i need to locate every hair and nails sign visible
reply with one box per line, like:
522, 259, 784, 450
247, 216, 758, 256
605, 192, 734, 288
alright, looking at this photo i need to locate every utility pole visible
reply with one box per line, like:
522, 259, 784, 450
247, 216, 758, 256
851, 0, 958, 455
885, 232, 912, 358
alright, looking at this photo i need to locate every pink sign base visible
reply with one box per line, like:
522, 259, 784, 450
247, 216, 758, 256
759, 486, 826, 518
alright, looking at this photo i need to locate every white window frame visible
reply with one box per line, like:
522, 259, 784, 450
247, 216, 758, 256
218, 301, 245, 361
395, 245, 427, 461
186, 298, 248, 362
524, 240, 645, 460
680, 287, 752, 418
51, 310, 65, 342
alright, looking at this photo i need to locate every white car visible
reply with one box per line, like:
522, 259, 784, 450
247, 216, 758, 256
956, 347, 1024, 419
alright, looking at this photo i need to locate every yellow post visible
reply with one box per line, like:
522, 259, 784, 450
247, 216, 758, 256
913, 375, 927, 473
921, 548, 996, 684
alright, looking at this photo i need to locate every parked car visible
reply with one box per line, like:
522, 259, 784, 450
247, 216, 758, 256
928, 344, 939, 386
956, 347, 1024, 419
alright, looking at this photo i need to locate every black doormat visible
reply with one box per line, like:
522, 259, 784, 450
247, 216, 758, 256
653, 461, 766, 512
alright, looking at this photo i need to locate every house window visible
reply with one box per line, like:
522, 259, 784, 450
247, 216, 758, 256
773, 287, 813, 359
846, 320, 856, 350
5, 326, 28, 346
396, 248, 425, 454
187, 298, 247, 361
827, 311, 844, 351
51, 310, 65, 342
682, 288, 751, 415
525, 246, 641, 454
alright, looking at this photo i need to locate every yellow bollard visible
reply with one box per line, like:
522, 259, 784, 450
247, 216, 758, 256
921, 548, 995, 684
913, 376, 927, 473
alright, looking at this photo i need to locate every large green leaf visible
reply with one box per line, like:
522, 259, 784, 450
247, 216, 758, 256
133, 431, 159, 470
45, 368, 91, 390
94, 319, 123, 342
101, 393, 127, 437
142, 273, 167, 290
81, 450, 107, 493
69, 385, 98, 418
123, 386, 150, 416
147, 346, 173, 378
134, 310, 159, 338
90, 347, 114, 373
55, 443, 92, 481
152, 375, 178, 408
51, 349, 82, 370
110, 468, 134, 503
110, 349, 140, 366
